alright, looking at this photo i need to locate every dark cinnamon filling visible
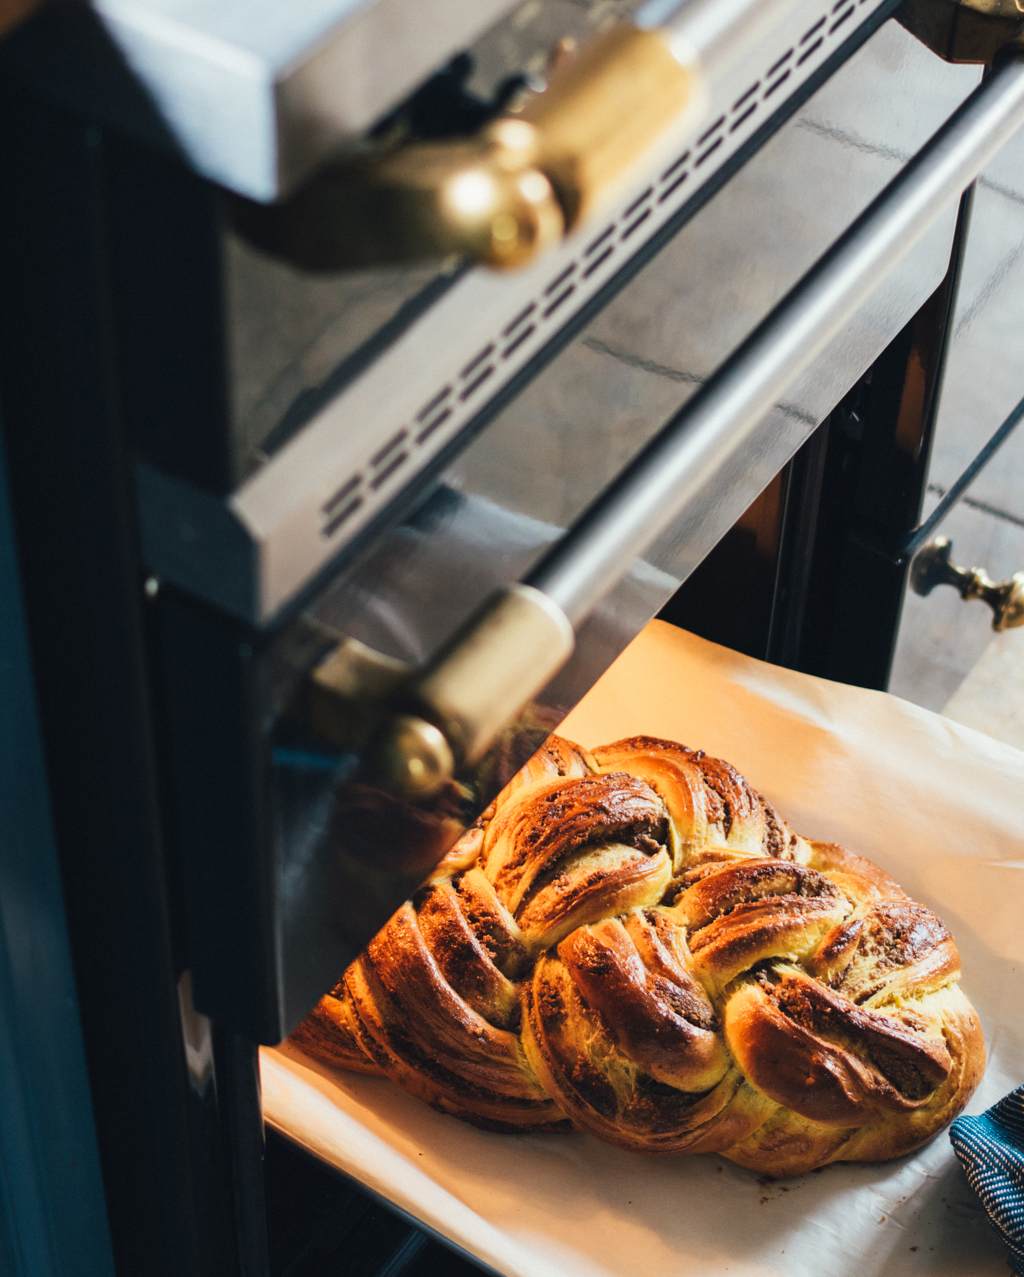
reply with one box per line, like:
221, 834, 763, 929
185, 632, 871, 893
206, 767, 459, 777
685, 862, 842, 933
453, 875, 530, 978
770, 974, 949, 1099
826, 904, 952, 1002
654, 976, 718, 1031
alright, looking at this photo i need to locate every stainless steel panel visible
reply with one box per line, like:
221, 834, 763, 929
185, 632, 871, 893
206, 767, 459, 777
349, 55, 1024, 797
203, 0, 658, 478
92, 0, 519, 198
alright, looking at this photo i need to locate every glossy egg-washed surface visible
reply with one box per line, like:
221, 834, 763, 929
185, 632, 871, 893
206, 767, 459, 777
292, 736, 984, 1176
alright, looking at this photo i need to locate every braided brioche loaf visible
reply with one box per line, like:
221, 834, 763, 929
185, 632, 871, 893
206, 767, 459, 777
292, 735, 984, 1177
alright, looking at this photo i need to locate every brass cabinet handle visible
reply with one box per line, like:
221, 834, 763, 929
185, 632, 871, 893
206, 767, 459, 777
236, 119, 567, 273
309, 584, 573, 796
236, 0, 808, 272
236, 20, 699, 272
514, 23, 696, 234
911, 537, 1024, 629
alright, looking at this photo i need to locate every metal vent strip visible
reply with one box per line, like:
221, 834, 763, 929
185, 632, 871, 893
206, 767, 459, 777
220, 0, 892, 621
306, 0, 883, 552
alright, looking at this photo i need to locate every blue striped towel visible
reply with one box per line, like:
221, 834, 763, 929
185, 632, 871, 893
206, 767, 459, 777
950, 1086, 1024, 1276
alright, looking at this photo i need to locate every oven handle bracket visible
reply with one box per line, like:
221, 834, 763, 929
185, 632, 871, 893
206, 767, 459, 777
333, 53, 1024, 794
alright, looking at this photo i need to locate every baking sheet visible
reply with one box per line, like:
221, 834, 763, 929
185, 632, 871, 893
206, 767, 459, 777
262, 620, 1024, 1277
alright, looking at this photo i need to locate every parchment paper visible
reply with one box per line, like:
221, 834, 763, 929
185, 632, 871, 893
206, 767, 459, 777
262, 621, 1024, 1277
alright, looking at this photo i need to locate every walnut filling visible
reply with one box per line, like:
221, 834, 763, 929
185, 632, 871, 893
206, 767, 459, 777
767, 972, 951, 1100
818, 903, 956, 1003
681, 860, 843, 933
760, 798, 796, 859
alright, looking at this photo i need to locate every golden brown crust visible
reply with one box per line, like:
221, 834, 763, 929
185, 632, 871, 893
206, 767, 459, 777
289, 981, 382, 1075
345, 902, 571, 1130
292, 734, 985, 1177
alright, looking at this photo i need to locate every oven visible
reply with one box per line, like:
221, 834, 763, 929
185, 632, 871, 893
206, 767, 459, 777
1, 0, 1021, 1272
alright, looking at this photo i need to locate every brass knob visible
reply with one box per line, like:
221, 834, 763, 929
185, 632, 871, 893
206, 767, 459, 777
235, 24, 698, 272
910, 537, 1024, 630
307, 636, 410, 750
303, 585, 574, 799
250, 119, 564, 272
370, 715, 456, 798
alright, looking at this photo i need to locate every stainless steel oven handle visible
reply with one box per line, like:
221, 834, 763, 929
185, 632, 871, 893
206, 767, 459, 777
354, 55, 1024, 794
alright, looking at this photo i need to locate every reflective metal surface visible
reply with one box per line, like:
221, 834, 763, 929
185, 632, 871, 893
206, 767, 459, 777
175, 0, 652, 480
229, 22, 982, 1035
323, 21, 979, 663
526, 52, 1024, 624
334, 42, 1024, 796
249, 0, 813, 274
91, 0, 519, 198
348, 50, 1024, 801
168, 22, 992, 1043
137, 0, 901, 618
